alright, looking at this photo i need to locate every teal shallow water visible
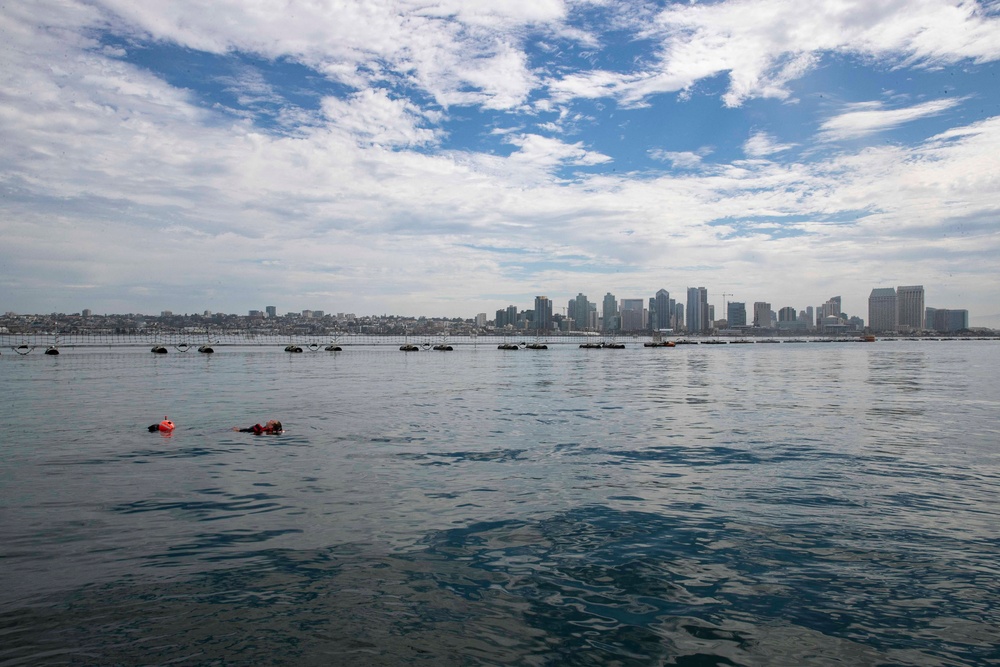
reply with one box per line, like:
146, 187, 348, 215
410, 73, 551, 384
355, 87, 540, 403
1, 342, 999, 665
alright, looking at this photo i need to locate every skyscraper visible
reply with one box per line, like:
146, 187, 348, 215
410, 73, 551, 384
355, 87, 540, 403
686, 287, 708, 333
727, 302, 746, 327
753, 302, 771, 327
653, 289, 671, 330
534, 296, 552, 331
868, 288, 897, 332
571, 293, 590, 331
620, 298, 645, 332
266, 305, 277, 318
896, 285, 925, 331
603, 292, 619, 332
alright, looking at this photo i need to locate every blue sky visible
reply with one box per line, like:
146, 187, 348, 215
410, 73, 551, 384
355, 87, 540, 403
2, 0, 999, 325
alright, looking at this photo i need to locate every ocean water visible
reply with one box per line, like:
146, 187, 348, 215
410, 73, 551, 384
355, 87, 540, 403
1, 341, 999, 666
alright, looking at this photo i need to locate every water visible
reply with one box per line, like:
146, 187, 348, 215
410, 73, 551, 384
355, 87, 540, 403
2, 341, 999, 666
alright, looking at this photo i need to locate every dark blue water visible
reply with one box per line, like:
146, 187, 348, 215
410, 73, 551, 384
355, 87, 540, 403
2, 342, 999, 665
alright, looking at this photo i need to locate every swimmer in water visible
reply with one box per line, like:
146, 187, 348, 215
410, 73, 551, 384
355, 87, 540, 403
233, 419, 282, 435
148, 417, 175, 432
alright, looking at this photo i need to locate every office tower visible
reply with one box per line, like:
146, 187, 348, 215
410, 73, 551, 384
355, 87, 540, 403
506, 305, 518, 328
805, 306, 814, 328
948, 309, 969, 331
896, 285, 925, 331
475, 313, 487, 327
654, 289, 671, 330
534, 296, 552, 331
603, 293, 619, 332
686, 287, 708, 332
495, 309, 507, 328
674, 302, 684, 331
868, 288, 897, 332
570, 293, 590, 331
778, 307, 796, 321
620, 298, 645, 332
753, 302, 771, 327
928, 308, 969, 333
728, 302, 747, 327
266, 305, 277, 318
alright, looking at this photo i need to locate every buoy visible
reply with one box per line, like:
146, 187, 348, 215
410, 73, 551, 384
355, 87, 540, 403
159, 417, 175, 432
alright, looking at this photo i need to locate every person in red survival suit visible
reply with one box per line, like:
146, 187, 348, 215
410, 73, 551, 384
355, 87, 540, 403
233, 419, 282, 435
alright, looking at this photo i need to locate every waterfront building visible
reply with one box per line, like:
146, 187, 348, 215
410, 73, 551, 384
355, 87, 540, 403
897, 285, 925, 331
868, 288, 897, 332
674, 303, 684, 331
778, 307, 797, 322
727, 302, 747, 327
620, 299, 645, 332
568, 293, 591, 331
753, 302, 771, 328
686, 287, 709, 333
603, 293, 619, 332
805, 306, 814, 328
534, 296, 552, 331
927, 307, 969, 333
654, 289, 671, 330
506, 305, 518, 328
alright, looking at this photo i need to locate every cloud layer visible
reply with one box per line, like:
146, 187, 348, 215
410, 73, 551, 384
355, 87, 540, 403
1, 0, 999, 325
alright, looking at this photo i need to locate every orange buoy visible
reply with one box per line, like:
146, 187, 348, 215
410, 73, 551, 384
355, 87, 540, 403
159, 417, 175, 432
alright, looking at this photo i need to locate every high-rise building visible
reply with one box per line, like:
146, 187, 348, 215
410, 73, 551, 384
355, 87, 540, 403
602, 293, 619, 332
620, 298, 645, 331
569, 293, 590, 331
475, 313, 487, 327
534, 296, 552, 331
778, 307, 797, 321
753, 302, 771, 327
653, 289, 671, 330
868, 288, 897, 332
728, 302, 747, 327
686, 287, 709, 333
896, 285, 925, 331
266, 306, 277, 318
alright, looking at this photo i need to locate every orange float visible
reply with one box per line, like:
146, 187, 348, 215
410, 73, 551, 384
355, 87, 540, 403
158, 417, 175, 432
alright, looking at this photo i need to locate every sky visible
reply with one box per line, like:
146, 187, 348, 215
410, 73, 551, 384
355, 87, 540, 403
2, 0, 999, 325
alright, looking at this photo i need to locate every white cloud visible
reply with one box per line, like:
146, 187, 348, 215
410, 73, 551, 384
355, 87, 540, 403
818, 98, 962, 141
320, 89, 440, 147
1, 0, 999, 323
548, 0, 1000, 107
743, 131, 796, 157
649, 150, 706, 169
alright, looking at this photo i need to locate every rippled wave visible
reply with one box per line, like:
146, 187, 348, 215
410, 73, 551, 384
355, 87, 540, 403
1, 343, 999, 665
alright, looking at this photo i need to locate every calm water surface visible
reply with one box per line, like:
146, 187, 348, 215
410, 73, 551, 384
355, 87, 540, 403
1, 341, 999, 665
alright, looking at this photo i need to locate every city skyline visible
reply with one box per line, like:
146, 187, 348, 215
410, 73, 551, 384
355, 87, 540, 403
2, 2, 1000, 327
